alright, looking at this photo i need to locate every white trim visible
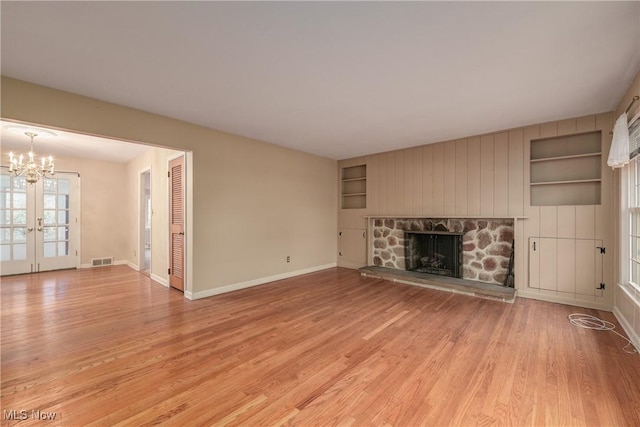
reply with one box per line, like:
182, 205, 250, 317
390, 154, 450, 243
126, 261, 139, 271
151, 273, 169, 287
518, 290, 613, 312
187, 263, 337, 300
613, 305, 640, 352
337, 260, 366, 270
138, 167, 152, 275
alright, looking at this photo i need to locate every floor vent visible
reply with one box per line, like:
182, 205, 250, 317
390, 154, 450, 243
91, 257, 114, 267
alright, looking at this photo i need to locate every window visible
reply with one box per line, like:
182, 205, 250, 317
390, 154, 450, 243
627, 159, 640, 292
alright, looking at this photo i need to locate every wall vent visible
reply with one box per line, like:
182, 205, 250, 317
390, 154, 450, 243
91, 257, 113, 267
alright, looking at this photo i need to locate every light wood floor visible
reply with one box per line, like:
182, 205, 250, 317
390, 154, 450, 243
1, 266, 639, 426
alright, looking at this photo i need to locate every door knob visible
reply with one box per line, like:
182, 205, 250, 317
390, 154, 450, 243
27, 227, 34, 232
179, 232, 184, 235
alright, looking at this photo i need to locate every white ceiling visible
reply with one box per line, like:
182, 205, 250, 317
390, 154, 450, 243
1, 2, 639, 160
0, 120, 151, 163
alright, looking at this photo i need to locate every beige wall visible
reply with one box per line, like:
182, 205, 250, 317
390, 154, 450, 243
1, 77, 338, 296
51, 155, 129, 265
338, 113, 615, 310
125, 145, 183, 283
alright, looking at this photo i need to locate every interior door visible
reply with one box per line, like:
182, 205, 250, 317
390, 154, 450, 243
168, 156, 185, 291
1, 172, 79, 275
1, 173, 35, 275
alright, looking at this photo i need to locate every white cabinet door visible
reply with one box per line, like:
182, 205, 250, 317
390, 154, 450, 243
528, 237, 603, 295
339, 229, 367, 266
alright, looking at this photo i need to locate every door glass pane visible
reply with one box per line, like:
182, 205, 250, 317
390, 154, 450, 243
12, 192, 26, 208
12, 210, 26, 225
0, 210, 8, 224
58, 179, 70, 194
13, 228, 26, 242
1, 245, 10, 261
13, 244, 26, 260
0, 175, 10, 191
1, 228, 10, 243
58, 194, 69, 209
43, 194, 56, 209
43, 227, 56, 241
1, 194, 9, 209
58, 242, 68, 256
43, 210, 56, 225
12, 177, 26, 191
43, 178, 56, 193
57, 226, 68, 240
58, 210, 69, 224
43, 242, 56, 258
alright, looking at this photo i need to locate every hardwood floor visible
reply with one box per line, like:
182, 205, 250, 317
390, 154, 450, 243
1, 266, 639, 426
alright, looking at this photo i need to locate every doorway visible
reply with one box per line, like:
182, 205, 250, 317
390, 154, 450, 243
1, 171, 80, 275
139, 169, 151, 276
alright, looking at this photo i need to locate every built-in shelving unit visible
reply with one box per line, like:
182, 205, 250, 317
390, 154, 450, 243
341, 165, 366, 209
530, 131, 602, 206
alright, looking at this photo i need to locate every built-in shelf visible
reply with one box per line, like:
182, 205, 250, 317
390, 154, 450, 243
530, 152, 601, 163
341, 165, 367, 209
530, 178, 602, 186
530, 131, 602, 206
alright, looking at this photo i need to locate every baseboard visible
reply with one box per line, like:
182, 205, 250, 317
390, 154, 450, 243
125, 261, 139, 271
151, 273, 169, 288
114, 259, 129, 266
337, 260, 366, 270
518, 290, 613, 312
613, 306, 640, 352
189, 263, 337, 300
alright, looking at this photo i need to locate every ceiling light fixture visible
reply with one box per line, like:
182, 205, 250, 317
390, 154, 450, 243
8, 132, 55, 185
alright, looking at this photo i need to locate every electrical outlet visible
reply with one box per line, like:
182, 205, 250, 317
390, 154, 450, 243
286, 256, 291, 263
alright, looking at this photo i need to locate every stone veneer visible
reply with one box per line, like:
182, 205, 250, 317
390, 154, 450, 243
372, 218, 514, 285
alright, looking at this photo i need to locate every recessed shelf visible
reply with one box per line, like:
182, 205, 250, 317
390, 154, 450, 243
530, 131, 602, 206
530, 152, 601, 163
530, 179, 601, 186
341, 165, 367, 209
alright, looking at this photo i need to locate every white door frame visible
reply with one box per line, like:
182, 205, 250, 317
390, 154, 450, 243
139, 167, 151, 274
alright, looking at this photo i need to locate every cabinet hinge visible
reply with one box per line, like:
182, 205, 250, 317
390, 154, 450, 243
598, 283, 606, 290
168, 171, 170, 178
168, 268, 171, 275
597, 246, 605, 254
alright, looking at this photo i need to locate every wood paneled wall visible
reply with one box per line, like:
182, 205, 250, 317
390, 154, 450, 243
338, 112, 615, 309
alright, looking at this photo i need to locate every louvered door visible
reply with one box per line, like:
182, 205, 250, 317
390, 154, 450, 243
168, 156, 185, 291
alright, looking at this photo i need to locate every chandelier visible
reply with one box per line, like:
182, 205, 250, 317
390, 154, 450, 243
8, 132, 55, 185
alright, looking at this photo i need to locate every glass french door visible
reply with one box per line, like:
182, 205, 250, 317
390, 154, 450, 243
1, 171, 79, 275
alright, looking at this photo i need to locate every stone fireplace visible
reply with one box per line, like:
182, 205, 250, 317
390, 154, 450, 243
371, 218, 514, 285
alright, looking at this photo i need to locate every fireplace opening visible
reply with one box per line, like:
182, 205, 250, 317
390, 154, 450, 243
404, 231, 463, 278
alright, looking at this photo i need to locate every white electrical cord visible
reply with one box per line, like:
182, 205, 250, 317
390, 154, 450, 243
568, 313, 638, 355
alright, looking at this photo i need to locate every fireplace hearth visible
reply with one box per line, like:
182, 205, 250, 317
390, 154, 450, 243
405, 231, 463, 278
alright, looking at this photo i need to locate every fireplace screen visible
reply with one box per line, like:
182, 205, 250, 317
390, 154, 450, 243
404, 231, 463, 278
